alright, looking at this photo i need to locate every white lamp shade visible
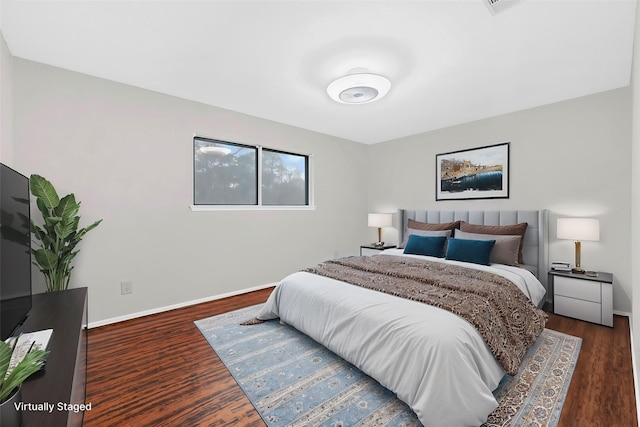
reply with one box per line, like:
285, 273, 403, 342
557, 218, 600, 241
368, 213, 392, 228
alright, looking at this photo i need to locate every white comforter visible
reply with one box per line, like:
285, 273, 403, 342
257, 251, 546, 427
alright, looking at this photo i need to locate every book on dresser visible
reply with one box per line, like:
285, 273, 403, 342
4, 329, 53, 375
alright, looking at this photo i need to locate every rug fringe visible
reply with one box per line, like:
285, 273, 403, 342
240, 317, 265, 326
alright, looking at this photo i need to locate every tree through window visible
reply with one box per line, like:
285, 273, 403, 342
193, 137, 310, 207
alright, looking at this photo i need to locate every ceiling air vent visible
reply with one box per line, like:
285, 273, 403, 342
483, 0, 522, 15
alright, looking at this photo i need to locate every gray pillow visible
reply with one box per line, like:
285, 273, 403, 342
454, 229, 521, 266
399, 229, 452, 249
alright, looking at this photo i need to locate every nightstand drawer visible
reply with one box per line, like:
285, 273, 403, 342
554, 276, 601, 303
554, 295, 602, 324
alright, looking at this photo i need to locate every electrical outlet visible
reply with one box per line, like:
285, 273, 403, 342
120, 281, 133, 295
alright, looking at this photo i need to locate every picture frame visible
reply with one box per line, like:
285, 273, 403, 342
435, 142, 510, 201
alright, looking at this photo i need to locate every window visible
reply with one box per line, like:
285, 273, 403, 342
194, 138, 257, 205
193, 137, 312, 208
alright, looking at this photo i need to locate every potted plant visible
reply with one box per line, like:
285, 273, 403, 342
29, 174, 102, 292
0, 340, 48, 426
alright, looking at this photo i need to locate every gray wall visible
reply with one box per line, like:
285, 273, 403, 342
631, 0, 640, 406
367, 88, 632, 313
13, 59, 369, 324
0, 32, 13, 164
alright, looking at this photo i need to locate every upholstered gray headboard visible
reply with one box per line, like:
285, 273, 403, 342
398, 209, 549, 301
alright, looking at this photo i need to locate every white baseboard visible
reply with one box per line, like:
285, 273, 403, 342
87, 282, 277, 329
615, 310, 633, 317
614, 311, 640, 427
628, 316, 640, 427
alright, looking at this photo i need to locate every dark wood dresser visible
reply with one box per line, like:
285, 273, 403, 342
18, 287, 88, 427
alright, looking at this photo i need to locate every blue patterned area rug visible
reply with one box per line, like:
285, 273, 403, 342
195, 304, 581, 427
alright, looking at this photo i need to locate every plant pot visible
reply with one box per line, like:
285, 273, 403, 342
0, 386, 22, 427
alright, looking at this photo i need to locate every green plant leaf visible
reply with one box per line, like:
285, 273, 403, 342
35, 197, 51, 218
76, 219, 103, 240
29, 174, 102, 292
54, 218, 76, 240
0, 341, 12, 384
29, 175, 60, 209
33, 248, 58, 270
30, 222, 46, 241
53, 194, 80, 220
44, 216, 63, 228
0, 347, 48, 403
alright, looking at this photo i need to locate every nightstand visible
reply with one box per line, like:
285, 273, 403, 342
549, 270, 613, 327
360, 244, 396, 256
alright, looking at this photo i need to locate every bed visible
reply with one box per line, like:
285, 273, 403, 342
257, 209, 549, 427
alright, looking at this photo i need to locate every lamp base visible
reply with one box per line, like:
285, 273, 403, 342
571, 267, 585, 274
372, 241, 385, 247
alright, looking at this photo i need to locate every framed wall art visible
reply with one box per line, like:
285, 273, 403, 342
436, 142, 510, 201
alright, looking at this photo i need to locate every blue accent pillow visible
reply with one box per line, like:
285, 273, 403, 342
445, 238, 496, 266
403, 235, 448, 258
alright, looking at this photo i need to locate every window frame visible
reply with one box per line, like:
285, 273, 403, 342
191, 136, 315, 211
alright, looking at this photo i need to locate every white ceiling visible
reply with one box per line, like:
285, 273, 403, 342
1, 0, 637, 144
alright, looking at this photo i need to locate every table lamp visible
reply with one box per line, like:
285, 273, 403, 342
557, 218, 600, 274
368, 213, 392, 246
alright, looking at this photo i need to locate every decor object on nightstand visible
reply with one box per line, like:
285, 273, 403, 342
551, 261, 571, 272
556, 217, 599, 274
29, 175, 103, 292
368, 213, 392, 246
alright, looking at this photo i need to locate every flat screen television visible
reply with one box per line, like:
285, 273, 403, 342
0, 163, 32, 341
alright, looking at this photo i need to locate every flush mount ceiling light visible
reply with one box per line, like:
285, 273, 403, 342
327, 71, 391, 104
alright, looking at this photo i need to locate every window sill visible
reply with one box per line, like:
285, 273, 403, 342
189, 205, 316, 212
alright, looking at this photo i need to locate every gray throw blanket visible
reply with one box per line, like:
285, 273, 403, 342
305, 255, 547, 376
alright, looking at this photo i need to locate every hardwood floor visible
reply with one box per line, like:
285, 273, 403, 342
546, 313, 637, 427
85, 289, 271, 427
85, 289, 637, 427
